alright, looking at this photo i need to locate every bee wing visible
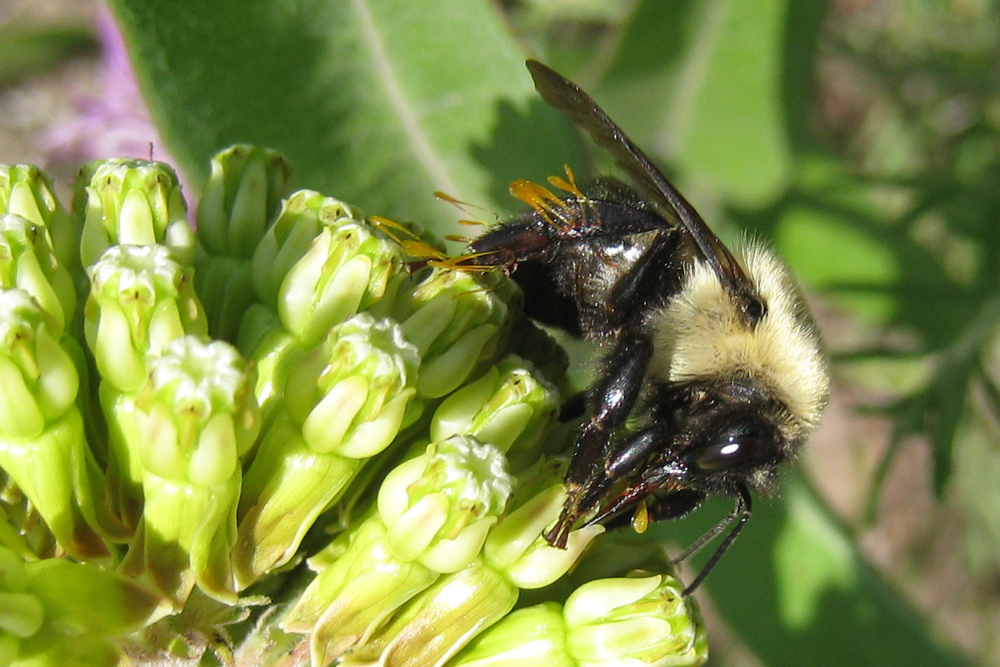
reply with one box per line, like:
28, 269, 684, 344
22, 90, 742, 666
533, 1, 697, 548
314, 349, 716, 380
526, 60, 762, 317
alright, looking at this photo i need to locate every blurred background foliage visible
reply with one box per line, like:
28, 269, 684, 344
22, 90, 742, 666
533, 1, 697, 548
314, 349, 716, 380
1, 0, 999, 665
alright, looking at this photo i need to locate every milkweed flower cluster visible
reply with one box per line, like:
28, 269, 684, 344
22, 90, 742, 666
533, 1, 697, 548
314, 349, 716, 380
0, 147, 706, 666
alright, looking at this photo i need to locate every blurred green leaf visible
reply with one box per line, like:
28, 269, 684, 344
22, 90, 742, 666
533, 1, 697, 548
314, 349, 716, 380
0, 24, 97, 85
105, 0, 585, 233
595, 0, 795, 206
775, 202, 899, 322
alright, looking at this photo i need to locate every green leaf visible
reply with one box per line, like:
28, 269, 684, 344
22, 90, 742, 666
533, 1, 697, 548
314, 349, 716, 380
596, 0, 795, 206
104, 0, 584, 233
0, 24, 97, 84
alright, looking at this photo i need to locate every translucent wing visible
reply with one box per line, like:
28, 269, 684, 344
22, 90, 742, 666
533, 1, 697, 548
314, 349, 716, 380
525, 60, 763, 320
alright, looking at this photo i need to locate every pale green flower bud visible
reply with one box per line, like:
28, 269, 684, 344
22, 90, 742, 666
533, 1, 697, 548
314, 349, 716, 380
562, 572, 707, 666
244, 325, 305, 426
0, 289, 125, 555
0, 289, 77, 439
397, 268, 519, 398
85, 244, 207, 393
120, 336, 259, 606
194, 254, 257, 344
131, 336, 259, 485
0, 164, 78, 272
195, 146, 291, 342
484, 460, 603, 590
449, 572, 707, 667
250, 190, 364, 307
76, 159, 195, 267
234, 414, 363, 589
344, 559, 518, 667
282, 435, 512, 663
237, 315, 416, 586
0, 213, 76, 336
196, 145, 290, 259
377, 435, 512, 573
100, 384, 144, 532
276, 212, 408, 347
430, 355, 560, 455
284, 313, 420, 457
0, 416, 115, 563
281, 518, 438, 657
448, 603, 572, 667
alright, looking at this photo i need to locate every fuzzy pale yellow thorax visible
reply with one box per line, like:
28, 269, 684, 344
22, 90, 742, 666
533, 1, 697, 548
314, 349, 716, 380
648, 242, 829, 431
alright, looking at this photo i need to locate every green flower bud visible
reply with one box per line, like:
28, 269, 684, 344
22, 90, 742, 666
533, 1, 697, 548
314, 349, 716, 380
345, 559, 518, 667
377, 435, 512, 573
0, 164, 78, 273
131, 336, 259, 485
397, 268, 519, 398
121, 336, 259, 606
0, 410, 112, 562
194, 146, 291, 343
484, 460, 603, 590
283, 435, 512, 664
562, 572, 707, 666
236, 302, 283, 358
236, 316, 418, 587
449, 572, 707, 667
448, 603, 572, 667
233, 313, 419, 586
284, 313, 420, 457
430, 355, 559, 455
0, 289, 77, 438
250, 190, 365, 307
75, 159, 195, 267
194, 254, 257, 344
234, 415, 362, 589
0, 214, 75, 336
281, 518, 438, 659
244, 325, 305, 426
277, 212, 408, 347
85, 244, 207, 393
196, 145, 290, 259
99, 385, 144, 532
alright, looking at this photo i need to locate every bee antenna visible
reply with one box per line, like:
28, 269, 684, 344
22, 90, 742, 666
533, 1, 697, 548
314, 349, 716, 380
673, 484, 752, 596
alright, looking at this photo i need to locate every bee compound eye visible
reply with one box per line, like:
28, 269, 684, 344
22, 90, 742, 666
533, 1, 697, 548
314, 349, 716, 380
692, 420, 772, 471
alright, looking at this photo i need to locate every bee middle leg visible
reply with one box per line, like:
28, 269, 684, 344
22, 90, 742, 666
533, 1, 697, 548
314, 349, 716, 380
545, 332, 653, 546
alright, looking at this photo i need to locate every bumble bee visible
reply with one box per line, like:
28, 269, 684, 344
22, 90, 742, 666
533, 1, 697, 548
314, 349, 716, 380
461, 60, 830, 594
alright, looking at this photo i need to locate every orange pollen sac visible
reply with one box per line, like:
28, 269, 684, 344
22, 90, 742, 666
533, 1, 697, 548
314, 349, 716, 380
509, 179, 566, 228
369, 215, 446, 263
548, 164, 585, 200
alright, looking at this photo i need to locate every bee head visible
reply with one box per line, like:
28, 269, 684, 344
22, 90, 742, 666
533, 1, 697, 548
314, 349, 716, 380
648, 240, 830, 492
